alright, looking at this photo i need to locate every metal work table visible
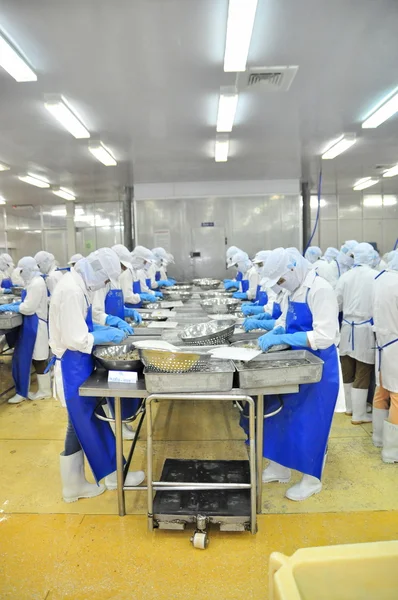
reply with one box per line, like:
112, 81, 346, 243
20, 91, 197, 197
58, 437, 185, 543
79, 370, 298, 517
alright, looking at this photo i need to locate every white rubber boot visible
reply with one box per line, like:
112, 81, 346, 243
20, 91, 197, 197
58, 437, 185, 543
351, 388, 372, 424
381, 421, 398, 464
344, 383, 353, 415
8, 393, 25, 404
104, 402, 136, 440
105, 470, 145, 490
28, 373, 52, 400
60, 450, 106, 503
372, 408, 389, 447
285, 474, 322, 501
262, 460, 291, 483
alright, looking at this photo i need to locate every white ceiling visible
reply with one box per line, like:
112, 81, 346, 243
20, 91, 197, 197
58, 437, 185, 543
1, 0, 398, 205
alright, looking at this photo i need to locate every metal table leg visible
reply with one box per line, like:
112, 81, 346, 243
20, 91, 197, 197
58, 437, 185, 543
256, 394, 264, 514
146, 396, 154, 531
114, 396, 126, 516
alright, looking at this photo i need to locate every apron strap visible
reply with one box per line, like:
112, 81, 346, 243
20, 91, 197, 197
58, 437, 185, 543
343, 318, 373, 351
44, 355, 59, 374
376, 337, 398, 371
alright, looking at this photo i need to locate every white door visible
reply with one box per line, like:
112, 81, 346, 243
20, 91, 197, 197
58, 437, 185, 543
190, 227, 226, 279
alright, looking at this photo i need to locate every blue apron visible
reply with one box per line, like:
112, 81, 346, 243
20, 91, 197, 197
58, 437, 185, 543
255, 285, 268, 306
12, 289, 47, 398
105, 288, 125, 320
155, 270, 161, 282
1, 278, 12, 289
271, 302, 282, 320
262, 290, 339, 479
240, 279, 249, 293
126, 279, 142, 309
236, 271, 243, 282
61, 304, 117, 482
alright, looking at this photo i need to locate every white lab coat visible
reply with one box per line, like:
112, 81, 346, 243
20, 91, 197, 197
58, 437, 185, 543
19, 275, 49, 360
91, 285, 110, 326
0, 269, 7, 294
137, 269, 151, 293
376, 259, 388, 272
49, 270, 95, 406
146, 263, 159, 289
372, 270, 398, 392
245, 266, 259, 301
46, 266, 63, 296
119, 267, 142, 304
335, 265, 378, 364
314, 260, 340, 289
11, 268, 24, 286
91, 269, 141, 324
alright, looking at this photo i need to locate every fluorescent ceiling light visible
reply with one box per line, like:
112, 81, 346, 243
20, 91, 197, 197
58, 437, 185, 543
224, 0, 258, 72
0, 196, 6, 205
45, 96, 90, 139
362, 89, 398, 129
0, 32, 37, 82
322, 134, 356, 160
52, 187, 76, 201
18, 173, 50, 188
382, 164, 398, 178
353, 177, 379, 191
0, 162, 10, 171
215, 135, 229, 162
88, 142, 117, 166
217, 92, 239, 132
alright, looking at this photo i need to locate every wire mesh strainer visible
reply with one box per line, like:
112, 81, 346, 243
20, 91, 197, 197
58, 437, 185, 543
138, 348, 207, 373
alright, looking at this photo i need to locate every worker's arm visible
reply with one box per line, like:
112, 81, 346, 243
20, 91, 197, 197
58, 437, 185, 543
334, 276, 345, 312
246, 268, 259, 301
91, 287, 108, 326
19, 277, 44, 315
60, 289, 94, 354
307, 283, 339, 350
120, 269, 141, 304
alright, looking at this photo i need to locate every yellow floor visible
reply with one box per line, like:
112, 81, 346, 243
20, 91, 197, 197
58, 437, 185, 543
1, 366, 398, 599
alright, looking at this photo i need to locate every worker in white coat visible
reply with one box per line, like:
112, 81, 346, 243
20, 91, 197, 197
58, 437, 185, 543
315, 240, 359, 288
255, 248, 340, 501
34, 251, 63, 295
323, 247, 339, 263
49, 248, 145, 503
130, 246, 159, 303
0, 257, 51, 404
372, 250, 398, 462
0, 253, 14, 291
146, 247, 175, 288
304, 246, 322, 265
68, 253, 84, 269
224, 246, 242, 290
229, 251, 258, 301
241, 251, 272, 316
335, 243, 378, 423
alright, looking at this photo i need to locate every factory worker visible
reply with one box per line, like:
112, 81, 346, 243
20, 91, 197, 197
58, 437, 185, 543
34, 251, 63, 295
335, 243, 378, 423
0, 257, 50, 404
68, 253, 84, 269
228, 251, 258, 301
371, 250, 398, 462
241, 251, 272, 316
304, 246, 322, 265
0, 253, 14, 290
146, 247, 175, 288
256, 248, 340, 501
323, 247, 339, 263
315, 240, 359, 288
224, 246, 242, 290
130, 246, 159, 303
49, 248, 145, 503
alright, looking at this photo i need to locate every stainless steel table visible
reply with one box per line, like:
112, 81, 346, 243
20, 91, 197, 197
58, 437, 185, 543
79, 371, 298, 516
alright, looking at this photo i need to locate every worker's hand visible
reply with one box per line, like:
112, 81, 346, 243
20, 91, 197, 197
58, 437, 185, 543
124, 308, 142, 324
105, 315, 134, 335
0, 303, 20, 313
224, 280, 239, 291
92, 327, 127, 346
157, 280, 173, 287
140, 293, 158, 303
256, 312, 273, 321
243, 318, 275, 332
241, 304, 265, 316
154, 291, 163, 299
258, 331, 308, 352
233, 292, 248, 300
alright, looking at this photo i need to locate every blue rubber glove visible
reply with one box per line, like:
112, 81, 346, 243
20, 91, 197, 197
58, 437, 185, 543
258, 331, 308, 352
224, 280, 239, 290
154, 291, 163, 299
124, 307, 142, 324
3, 289, 12, 294
140, 293, 158, 303
256, 312, 273, 321
0, 303, 20, 313
105, 315, 134, 335
158, 280, 174, 287
92, 327, 127, 345
243, 318, 276, 332
168, 279, 176, 285
233, 292, 248, 300
241, 304, 266, 316
272, 326, 286, 335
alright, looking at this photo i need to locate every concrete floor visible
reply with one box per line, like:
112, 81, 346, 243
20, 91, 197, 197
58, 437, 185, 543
1, 362, 398, 599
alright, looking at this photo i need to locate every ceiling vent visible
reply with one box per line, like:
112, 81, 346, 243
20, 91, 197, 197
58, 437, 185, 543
245, 65, 298, 92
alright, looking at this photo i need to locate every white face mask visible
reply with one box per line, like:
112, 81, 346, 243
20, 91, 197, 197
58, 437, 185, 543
278, 270, 301, 293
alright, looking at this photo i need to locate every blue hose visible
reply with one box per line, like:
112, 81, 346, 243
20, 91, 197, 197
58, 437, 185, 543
304, 169, 322, 255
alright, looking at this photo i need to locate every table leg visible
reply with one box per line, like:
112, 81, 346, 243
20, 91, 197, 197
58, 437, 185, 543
114, 396, 126, 517
146, 396, 154, 532
247, 396, 257, 534
256, 394, 264, 514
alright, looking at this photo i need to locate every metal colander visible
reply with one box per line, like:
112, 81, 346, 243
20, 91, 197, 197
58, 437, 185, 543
193, 278, 221, 290
179, 320, 236, 346
138, 348, 206, 372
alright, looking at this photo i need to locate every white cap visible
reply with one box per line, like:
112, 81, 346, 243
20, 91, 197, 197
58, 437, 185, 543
353, 242, 378, 266
324, 247, 339, 262
304, 246, 322, 264
229, 250, 252, 273
75, 248, 121, 291
34, 251, 56, 274
252, 250, 272, 265
17, 256, 40, 285
389, 251, 398, 271
111, 244, 133, 269
131, 245, 156, 263
226, 246, 241, 267
68, 253, 84, 266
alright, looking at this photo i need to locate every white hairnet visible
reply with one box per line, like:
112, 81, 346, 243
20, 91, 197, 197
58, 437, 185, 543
389, 251, 398, 271
75, 248, 121, 292
0, 254, 10, 272
229, 250, 252, 273
263, 247, 311, 288
386, 250, 396, 265
152, 247, 167, 267
131, 245, 155, 262
324, 247, 339, 262
252, 250, 271, 265
165, 252, 175, 265
353, 242, 378, 266
370, 251, 381, 269
17, 256, 40, 285
226, 246, 240, 267
111, 244, 133, 269
68, 253, 84, 266
337, 240, 359, 269
34, 251, 56, 275
304, 246, 322, 264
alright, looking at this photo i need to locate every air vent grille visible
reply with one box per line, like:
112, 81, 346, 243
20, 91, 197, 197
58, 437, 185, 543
244, 66, 298, 92
248, 71, 283, 87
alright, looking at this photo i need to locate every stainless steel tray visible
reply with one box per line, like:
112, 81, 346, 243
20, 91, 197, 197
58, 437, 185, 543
234, 350, 324, 388
144, 359, 235, 393
0, 295, 16, 305
93, 342, 142, 371
0, 313, 23, 329
231, 340, 290, 358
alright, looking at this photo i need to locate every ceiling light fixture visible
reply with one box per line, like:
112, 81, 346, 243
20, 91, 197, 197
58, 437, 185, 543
382, 164, 398, 178
0, 162, 10, 171
322, 134, 356, 160
18, 173, 50, 188
216, 91, 239, 132
88, 141, 117, 166
45, 96, 90, 139
52, 187, 76, 201
0, 32, 37, 82
353, 177, 379, 191
362, 88, 398, 129
224, 0, 258, 72
215, 134, 230, 162
0, 196, 6, 205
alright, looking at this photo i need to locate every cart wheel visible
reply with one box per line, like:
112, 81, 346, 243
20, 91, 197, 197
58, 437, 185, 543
191, 532, 209, 550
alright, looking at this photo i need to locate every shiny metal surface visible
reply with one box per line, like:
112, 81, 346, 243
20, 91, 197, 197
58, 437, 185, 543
168, 283, 193, 291
11, 287, 23, 297
144, 359, 235, 393
180, 320, 235, 345
192, 278, 221, 290
162, 290, 192, 302
199, 290, 234, 299
231, 340, 290, 356
200, 297, 240, 314
93, 342, 141, 371
0, 295, 15, 305
0, 312, 23, 329
139, 348, 205, 373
